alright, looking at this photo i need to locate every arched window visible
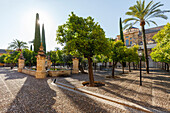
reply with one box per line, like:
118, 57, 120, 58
130, 41, 132, 45
126, 39, 129, 46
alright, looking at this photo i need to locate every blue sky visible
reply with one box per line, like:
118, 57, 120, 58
0, 0, 170, 51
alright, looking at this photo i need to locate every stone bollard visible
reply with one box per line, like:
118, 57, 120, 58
72, 58, 79, 74
35, 43, 47, 78
18, 58, 25, 72
18, 52, 25, 72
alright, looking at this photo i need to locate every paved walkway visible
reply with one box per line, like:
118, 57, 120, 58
0, 67, 125, 113
0, 67, 169, 112
55, 68, 170, 112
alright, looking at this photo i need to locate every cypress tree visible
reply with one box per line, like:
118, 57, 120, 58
34, 13, 41, 53
120, 18, 126, 67
42, 24, 46, 53
119, 18, 124, 44
30, 45, 32, 51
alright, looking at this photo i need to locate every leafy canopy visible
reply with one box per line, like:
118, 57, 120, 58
123, 0, 170, 28
109, 40, 127, 64
8, 39, 28, 51
56, 12, 109, 58
150, 23, 170, 63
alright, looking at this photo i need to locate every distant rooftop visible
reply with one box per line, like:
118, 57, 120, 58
139, 25, 164, 36
0, 49, 14, 54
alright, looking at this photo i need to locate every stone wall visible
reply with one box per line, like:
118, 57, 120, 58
22, 69, 36, 76
48, 70, 71, 77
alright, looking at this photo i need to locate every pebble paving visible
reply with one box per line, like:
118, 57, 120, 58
0, 67, 169, 112
0, 67, 127, 113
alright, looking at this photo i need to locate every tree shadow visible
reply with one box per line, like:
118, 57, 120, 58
58, 71, 169, 112
100, 85, 169, 112
55, 78, 109, 112
2, 69, 57, 112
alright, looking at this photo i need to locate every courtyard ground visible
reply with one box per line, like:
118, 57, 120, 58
0, 67, 169, 112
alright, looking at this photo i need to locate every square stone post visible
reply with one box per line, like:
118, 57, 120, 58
18, 58, 25, 72
47, 59, 52, 70
72, 58, 79, 74
35, 43, 47, 78
46, 55, 52, 70
18, 52, 25, 72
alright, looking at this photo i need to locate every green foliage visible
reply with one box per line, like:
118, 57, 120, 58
109, 40, 127, 64
47, 50, 64, 64
42, 24, 46, 53
47, 51, 57, 65
34, 13, 41, 53
4, 51, 21, 64
0, 54, 8, 63
151, 23, 170, 63
8, 39, 28, 51
123, 0, 170, 27
119, 18, 124, 43
93, 54, 109, 63
23, 49, 37, 66
62, 54, 73, 64
56, 12, 109, 58
126, 45, 139, 64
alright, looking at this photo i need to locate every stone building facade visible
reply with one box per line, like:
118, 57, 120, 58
116, 25, 164, 68
116, 25, 164, 46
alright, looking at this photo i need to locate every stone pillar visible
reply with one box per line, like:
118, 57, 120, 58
18, 53, 25, 72
72, 58, 79, 74
47, 59, 52, 69
47, 55, 52, 70
36, 43, 47, 78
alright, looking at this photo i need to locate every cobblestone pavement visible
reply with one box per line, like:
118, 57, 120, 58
0, 67, 127, 113
0, 67, 169, 113
55, 68, 170, 112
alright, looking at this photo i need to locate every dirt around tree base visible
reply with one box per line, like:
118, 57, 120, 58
82, 81, 105, 87
106, 75, 120, 79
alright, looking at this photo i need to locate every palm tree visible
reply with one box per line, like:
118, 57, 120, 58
8, 39, 28, 51
123, 0, 170, 74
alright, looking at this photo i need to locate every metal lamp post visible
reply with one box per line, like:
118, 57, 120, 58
138, 47, 143, 86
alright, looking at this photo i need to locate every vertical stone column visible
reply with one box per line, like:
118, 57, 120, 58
47, 55, 52, 70
72, 58, 79, 74
18, 53, 25, 72
18, 58, 25, 72
36, 43, 47, 78
47, 59, 52, 70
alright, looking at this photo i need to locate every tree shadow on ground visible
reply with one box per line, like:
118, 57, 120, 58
100, 84, 169, 112
2, 69, 57, 112
55, 78, 110, 112
58, 69, 169, 112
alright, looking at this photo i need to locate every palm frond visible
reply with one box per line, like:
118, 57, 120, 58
123, 18, 139, 24
148, 20, 158, 26
145, 21, 150, 26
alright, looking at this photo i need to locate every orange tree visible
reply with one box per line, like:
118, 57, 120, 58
56, 12, 109, 86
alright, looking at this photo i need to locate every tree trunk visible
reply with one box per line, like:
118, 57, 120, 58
88, 57, 94, 87
79, 65, 86, 73
128, 62, 131, 72
133, 62, 135, 70
121, 63, 124, 74
166, 63, 169, 72
141, 25, 149, 74
112, 61, 117, 77
54, 62, 55, 70
105, 62, 107, 68
94, 63, 97, 71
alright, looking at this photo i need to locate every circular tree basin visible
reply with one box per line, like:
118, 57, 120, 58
82, 81, 105, 87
